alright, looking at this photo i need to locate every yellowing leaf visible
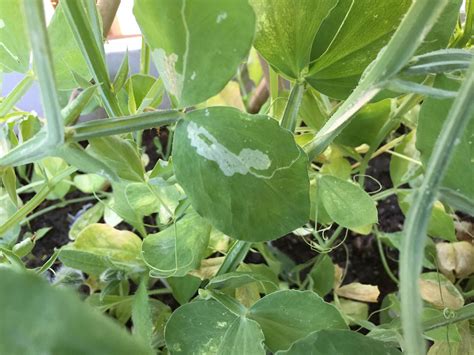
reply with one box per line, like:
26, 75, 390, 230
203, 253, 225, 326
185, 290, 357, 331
205, 81, 245, 110
419, 273, 464, 310
437, 241, 474, 280
336, 282, 380, 303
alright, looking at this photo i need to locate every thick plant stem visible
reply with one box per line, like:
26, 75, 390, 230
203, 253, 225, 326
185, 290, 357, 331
68, 110, 183, 141
280, 81, 305, 132
303, 0, 449, 161
216, 241, 252, 276
23, 0, 64, 145
62, 0, 122, 117
400, 61, 474, 355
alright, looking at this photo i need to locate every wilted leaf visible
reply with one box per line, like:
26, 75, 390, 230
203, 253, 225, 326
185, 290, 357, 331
60, 223, 144, 275
419, 273, 464, 310
436, 241, 474, 280
336, 282, 380, 303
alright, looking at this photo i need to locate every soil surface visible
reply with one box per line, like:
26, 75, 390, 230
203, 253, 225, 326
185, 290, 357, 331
22, 129, 404, 323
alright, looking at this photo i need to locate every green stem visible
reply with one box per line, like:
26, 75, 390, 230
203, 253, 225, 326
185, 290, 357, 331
374, 229, 399, 284
280, 81, 305, 132
400, 60, 474, 355
216, 240, 252, 276
68, 110, 183, 141
24, 0, 64, 145
323, 225, 345, 250
0, 73, 34, 117
303, 0, 450, 161
371, 187, 412, 201
0, 167, 77, 237
62, 0, 122, 117
140, 38, 151, 75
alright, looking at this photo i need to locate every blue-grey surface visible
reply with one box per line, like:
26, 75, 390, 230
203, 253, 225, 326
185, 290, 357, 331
1, 46, 162, 119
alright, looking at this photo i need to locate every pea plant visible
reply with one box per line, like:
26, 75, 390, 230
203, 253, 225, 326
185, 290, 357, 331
0, 0, 473, 354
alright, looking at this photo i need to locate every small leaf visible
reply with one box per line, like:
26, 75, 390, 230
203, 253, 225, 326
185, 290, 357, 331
88, 136, 145, 182
69, 202, 105, 240
132, 277, 154, 349
335, 282, 380, 303
309, 254, 335, 297
318, 175, 378, 229
207, 271, 278, 294
142, 211, 211, 277
60, 223, 144, 275
73, 173, 108, 194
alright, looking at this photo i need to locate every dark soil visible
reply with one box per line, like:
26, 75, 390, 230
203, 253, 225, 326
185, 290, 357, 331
21, 130, 404, 323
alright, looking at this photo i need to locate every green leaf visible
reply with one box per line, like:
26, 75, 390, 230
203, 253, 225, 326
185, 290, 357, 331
33, 157, 72, 200
48, 1, 91, 89
417, 74, 474, 203
132, 277, 154, 349
250, 0, 336, 79
318, 175, 378, 229
275, 330, 401, 355
309, 254, 335, 297
60, 223, 144, 275
307, 0, 412, 98
165, 299, 265, 355
165, 290, 345, 354
168, 275, 202, 305
73, 173, 107, 194
69, 202, 105, 240
206, 270, 279, 294
247, 290, 347, 352
335, 99, 392, 147
142, 211, 211, 277
133, 0, 255, 107
0, 0, 30, 73
88, 136, 145, 182
173, 107, 310, 242
398, 192, 456, 241
0, 269, 150, 355
0, 187, 20, 246
389, 131, 422, 187
416, 0, 463, 54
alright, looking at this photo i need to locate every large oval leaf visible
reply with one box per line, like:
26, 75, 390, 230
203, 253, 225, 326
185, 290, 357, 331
276, 330, 401, 355
142, 211, 211, 277
306, 0, 411, 98
416, 74, 474, 203
133, 0, 255, 107
250, 0, 337, 79
0, 269, 150, 355
173, 107, 310, 242
247, 290, 347, 352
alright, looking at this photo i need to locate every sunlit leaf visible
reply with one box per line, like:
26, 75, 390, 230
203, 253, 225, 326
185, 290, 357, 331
173, 107, 310, 242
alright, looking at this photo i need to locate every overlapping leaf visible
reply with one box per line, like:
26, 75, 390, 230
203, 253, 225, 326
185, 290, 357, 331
134, 0, 255, 107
